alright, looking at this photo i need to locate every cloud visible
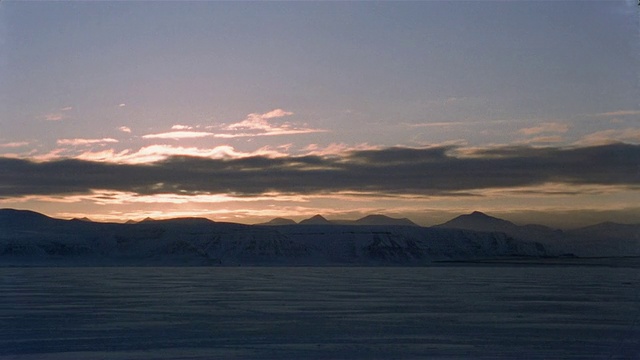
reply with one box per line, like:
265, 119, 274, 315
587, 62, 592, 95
302, 143, 380, 156
407, 119, 512, 128
212, 129, 325, 138
408, 121, 469, 128
574, 128, 640, 146
118, 126, 132, 133
1, 143, 638, 199
118, 103, 126, 107
520, 136, 564, 144
42, 106, 73, 121
518, 122, 569, 136
171, 124, 193, 130
225, 109, 294, 131
220, 108, 324, 137
261, 109, 294, 119
0, 141, 30, 148
142, 131, 215, 140
57, 138, 119, 146
44, 113, 65, 121
73, 144, 288, 164
142, 109, 325, 140
593, 110, 640, 117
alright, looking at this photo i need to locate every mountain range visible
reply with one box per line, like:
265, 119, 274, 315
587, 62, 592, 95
0, 209, 638, 266
435, 211, 639, 257
260, 214, 418, 226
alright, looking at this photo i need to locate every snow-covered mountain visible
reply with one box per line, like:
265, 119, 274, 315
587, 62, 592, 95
565, 222, 640, 256
258, 217, 297, 226
436, 211, 640, 257
298, 214, 332, 225
341, 214, 418, 226
0, 209, 548, 266
437, 211, 520, 233
261, 214, 418, 226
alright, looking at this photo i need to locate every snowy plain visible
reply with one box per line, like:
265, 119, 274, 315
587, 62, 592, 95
1, 265, 639, 359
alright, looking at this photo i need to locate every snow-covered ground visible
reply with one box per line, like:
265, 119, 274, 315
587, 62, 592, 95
1, 266, 638, 359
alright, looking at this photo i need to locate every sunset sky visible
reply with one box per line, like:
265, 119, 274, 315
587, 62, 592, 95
1, 1, 639, 228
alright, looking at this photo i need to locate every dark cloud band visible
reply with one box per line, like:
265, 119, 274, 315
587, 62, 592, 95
1, 143, 638, 198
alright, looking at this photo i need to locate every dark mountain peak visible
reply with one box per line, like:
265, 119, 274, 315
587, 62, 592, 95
259, 217, 297, 226
0, 208, 50, 218
299, 214, 332, 225
470, 211, 488, 217
572, 221, 640, 233
355, 214, 418, 226
436, 211, 516, 232
0, 208, 52, 220
0, 208, 57, 228
139, 217, 156, 223
70, 217, 93, 222
155, 217, 215, 225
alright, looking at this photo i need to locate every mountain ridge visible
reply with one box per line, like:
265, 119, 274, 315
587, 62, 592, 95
1, 208, 638, 262
0, 208, 551, 266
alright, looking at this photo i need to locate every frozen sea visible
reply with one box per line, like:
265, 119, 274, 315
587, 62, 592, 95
1, 265, 639, 359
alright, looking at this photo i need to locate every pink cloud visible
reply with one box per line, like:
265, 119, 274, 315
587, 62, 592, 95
73, 144, 289, 164
520, 136, 565, 144
593, 110, 640, 117
171, 124, 193, 130
574, 128, 640, 146
518, 122, 569, 136
42, 106, 73, 121
142, 131, 214, 140
118, 126, 132, 133
44, 113, 65, 121
261, 108, 294, 119
57, 138, 119, 146
221, 108, 325, 137
301, 143, 380, 156
0, 141, 30, 148
226, 109, 294, 131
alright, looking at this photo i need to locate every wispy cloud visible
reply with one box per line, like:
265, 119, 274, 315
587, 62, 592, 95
302, 143, 380, 156
518, 122, 569, 136
118, 126, 132, 133
2, 143, 638, 199
593, 110, 640, 117
225, 108, 294, 131
408, 120, 511, 128
143, 109, 325, 140
0, 141, 30, 148
408, 121, 469, 128
42, 106, 73, 121
574, 128, 640, 146
73, 145, 288, 164
520, 136, 565, 144
57, 138, 119, 146
142, 131, 215, 140
44, 114, 65, 121
171, 124, 193, 130
213, 129, 325, 138
220, 108, 325, 137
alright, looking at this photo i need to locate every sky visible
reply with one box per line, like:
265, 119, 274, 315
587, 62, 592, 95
0, 1, 639, 228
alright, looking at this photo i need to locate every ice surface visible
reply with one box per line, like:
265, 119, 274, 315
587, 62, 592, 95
1, 266, 638, 359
